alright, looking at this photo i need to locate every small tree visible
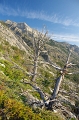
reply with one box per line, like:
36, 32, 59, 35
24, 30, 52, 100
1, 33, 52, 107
31, 29, 49, 82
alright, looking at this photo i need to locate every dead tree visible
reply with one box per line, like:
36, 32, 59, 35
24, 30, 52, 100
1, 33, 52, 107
31, 30, 49, 82
40, 50, 77, 108
21, 31, 79, 110
45, 50, 78, 110
50, 50, 72, 100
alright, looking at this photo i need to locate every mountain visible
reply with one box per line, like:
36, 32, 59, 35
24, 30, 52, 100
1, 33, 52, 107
0, 20, 79, 120
5, 20, 38, 37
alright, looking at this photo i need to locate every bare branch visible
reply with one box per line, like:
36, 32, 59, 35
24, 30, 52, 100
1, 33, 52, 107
21, 80, 46, 103
40, 61, 61, 70
48, 60, 61, 70
67, 71, 79, 75
66, 49, 72, 64
66, 63, 76, 68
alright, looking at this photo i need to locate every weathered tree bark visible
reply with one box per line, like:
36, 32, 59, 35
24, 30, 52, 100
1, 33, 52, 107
31, 51, 39, 82
31, 30, 48, 82
44, 50, 74, 110
50, 50, 71, 101
21, 80, 46, 103
51, 75, 63, 100
45, 75, 63, 110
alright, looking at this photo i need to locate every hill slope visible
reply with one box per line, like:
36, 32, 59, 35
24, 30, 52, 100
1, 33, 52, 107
0, 20, 79, 120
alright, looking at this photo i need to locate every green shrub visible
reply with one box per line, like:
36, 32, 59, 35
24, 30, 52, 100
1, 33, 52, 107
42, 79, 50, 87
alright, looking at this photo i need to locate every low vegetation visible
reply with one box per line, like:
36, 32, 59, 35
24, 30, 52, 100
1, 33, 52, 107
0, 21, 79, 119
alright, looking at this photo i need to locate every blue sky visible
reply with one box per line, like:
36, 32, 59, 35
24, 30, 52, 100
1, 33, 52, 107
0, 0, 79, 47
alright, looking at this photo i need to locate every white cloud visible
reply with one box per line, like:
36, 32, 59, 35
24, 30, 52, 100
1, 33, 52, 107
51, 33, 79, 42
49, 33, 79, 46
0, 4, 19, 16
0, 4, 79, 27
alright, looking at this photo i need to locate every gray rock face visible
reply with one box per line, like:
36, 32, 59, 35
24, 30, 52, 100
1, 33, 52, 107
0, 21, 30, 52
5, 20, 37, 35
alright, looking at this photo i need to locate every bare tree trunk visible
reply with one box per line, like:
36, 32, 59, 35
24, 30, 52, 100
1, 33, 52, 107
31, 51, 39, 82
51, 75, 63, 100
31, 30, 48, 82
45, 75, 63, 110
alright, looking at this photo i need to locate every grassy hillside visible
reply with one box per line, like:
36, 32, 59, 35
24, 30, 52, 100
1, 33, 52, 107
0, 40, 66, 120
0, 21, 79, 120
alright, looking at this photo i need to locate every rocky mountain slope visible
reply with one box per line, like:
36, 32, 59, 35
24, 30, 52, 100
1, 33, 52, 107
0, 20, 79, 120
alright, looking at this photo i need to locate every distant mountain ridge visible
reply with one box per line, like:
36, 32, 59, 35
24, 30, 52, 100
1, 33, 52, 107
4, 20, 79, 55
0, 20, 79, 69
5, 20, 38, 36
5, 20, 32, 32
